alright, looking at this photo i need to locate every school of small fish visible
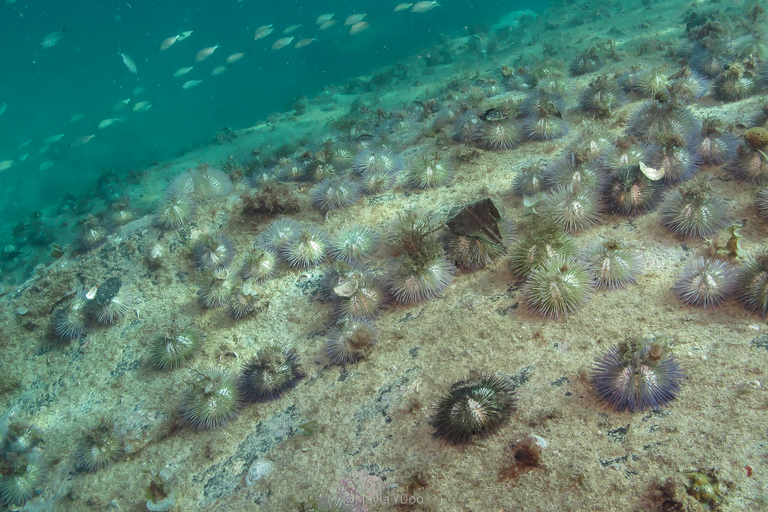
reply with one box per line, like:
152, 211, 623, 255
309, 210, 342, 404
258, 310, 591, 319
0, 3, 443, 173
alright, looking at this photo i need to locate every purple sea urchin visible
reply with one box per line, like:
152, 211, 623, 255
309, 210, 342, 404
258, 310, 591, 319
602, 165, 661, 216
149, 323, 206, 371
696, 131, 737, 165
330, 225, 379, 264
581, 239, 641, 290
523, 255, 593, 318
281, 226, 328, 268
326, 320, 377, 365
239, 347, 305, 402
591, 341, 683, 412
732, 146, 768, 184
658, 182, 729, 238
647, 143, 700, 184
433, 372, 516, 445
53, 288, 90, 340
736, 250, 768, 317
311, 177, 361, 211
181, 366, 241, 429
674, 257, 734, 308
193, 234, 236, 271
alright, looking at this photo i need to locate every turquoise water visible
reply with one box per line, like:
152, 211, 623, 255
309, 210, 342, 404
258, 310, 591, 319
0, 0, 541, 240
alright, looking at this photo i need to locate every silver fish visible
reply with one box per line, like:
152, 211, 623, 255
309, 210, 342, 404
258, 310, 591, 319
194, 44, 218, 62
344, 13, 367, 25
348, 21, 369, 35
177, 30, 193, 41
394, 3, 413, 11
182, 80, 202, 89
411, 1, 440, 13
0, 160, 13, 172
158, 35, 179, 51
283, 24, 301, 34
120, 52, 138, 73
211, 65, 228, 76
318, 20, 337, 30
17, 153, 28, 161
271, 37, 294, 50
174, 66, 194, 77
70, 134, 95, 146
226, 52, 245, 64
315, 13, 334, 24
43, 134, 64, 144
0, 102, 6, 117
98, 118, 122, 129
253, 25, 274, 41
39, 160, 55, 171
40, 29, 65, 49
132, 101, 152, 112
294, 38, 316, 49
16, 139, 31, 150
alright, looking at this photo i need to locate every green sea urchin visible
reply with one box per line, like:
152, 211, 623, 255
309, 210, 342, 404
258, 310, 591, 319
192, 234, 236, 271
241, 248, 278, 281
181, 366, 241, 429
326, 320, 377, 365
658, 182, 728, 238
53, 288, 91, 340
311, 177, 361, 211
433, 372, 516, 445
581, 240, 641, 290
407, 153, 453, 189
149, 323, 206, 371
674, 257, 734, 308
330, 225, 379, 264
75, 421, 123, 472
281, 226, 328, 268
523, 255, 593, 318
91, 276, 134, 325
239, 347, 305, 402
736, 250, 768, 317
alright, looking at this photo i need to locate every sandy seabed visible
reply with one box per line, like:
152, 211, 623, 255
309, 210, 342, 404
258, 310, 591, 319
1, 0, 768, 511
